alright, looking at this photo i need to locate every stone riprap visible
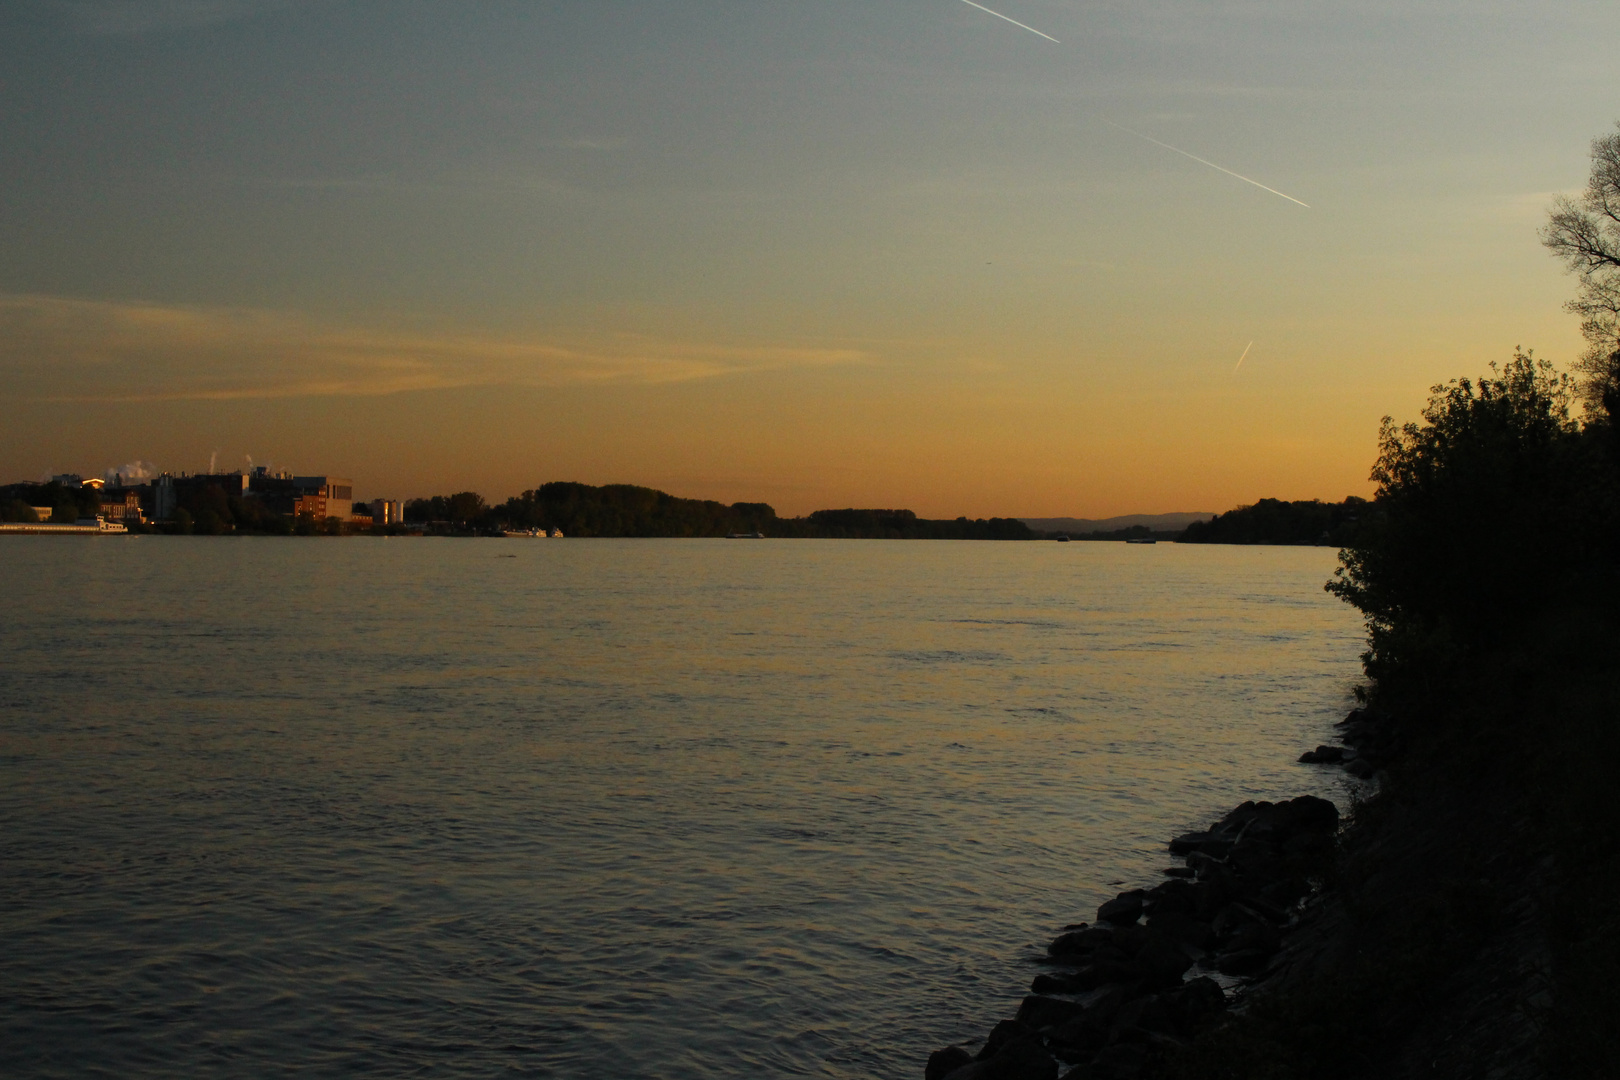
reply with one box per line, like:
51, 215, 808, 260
924, 786, 1348, 1080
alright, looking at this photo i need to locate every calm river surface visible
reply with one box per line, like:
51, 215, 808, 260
0, 538, 1362, 1078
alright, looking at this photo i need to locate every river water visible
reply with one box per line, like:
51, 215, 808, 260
0, 538, 1362, 1078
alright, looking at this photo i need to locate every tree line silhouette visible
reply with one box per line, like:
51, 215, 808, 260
405, 482, 1036, 539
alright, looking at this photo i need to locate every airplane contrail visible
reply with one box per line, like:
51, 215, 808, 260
958, 0, 1060, 43
1099, 119, 1310, 208
1233, 340, 1252, 373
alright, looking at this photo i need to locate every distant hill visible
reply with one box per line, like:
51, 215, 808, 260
1021, 513, 1215, 535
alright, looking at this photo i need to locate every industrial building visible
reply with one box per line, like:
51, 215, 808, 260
6, 468, 367, 531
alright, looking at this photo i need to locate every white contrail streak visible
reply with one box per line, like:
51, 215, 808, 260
1233, 340, 1252, 373
958, 0, 1060, 43
1099, 119, 1309, 208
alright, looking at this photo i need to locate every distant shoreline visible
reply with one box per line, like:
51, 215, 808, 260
6, 475, 1370, 545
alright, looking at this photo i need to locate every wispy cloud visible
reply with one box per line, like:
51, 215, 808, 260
1, 294, 869, 403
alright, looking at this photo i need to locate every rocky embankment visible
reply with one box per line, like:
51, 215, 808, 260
924, 710, 1393, 1080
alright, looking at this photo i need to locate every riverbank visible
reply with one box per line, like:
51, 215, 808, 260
921, 783, 1351, 1080
1154, 612, 1619, 1080
922, 348, 1620, 1079
921, 641, 1606, 1080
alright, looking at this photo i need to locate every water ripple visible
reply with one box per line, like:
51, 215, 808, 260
0, 539, 1361, 1079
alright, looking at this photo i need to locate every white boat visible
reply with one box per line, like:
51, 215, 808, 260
726, 531, 765, 539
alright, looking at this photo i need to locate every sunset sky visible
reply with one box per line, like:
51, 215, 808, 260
4, 0, 1619, 516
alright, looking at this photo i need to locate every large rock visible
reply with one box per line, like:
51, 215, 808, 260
1145, 909, 1214, 950
1227, 836, 1287, 880
1227, 881, 1301, 923
1060, 1041, 1154, 1080
1046, 1013, 1110, 1060
1215, 947, 1273, 976
928, 1046, 974, 1080
1193, 875, 1232, 921
1283, 829, 1333, 862
1016, 995, 1088, 1032
1228, 893, 1291, 925
1213, 906, 1281, 954
1143, 878, 1196, 916
1213, 800, 1262, 834
1048, 925, 1134, 959
1114, 993, 1182, 1040
1096, 891, 1145, 926
1171, 976, 1227, 1025
1133, 933, 1195, 988
1032, 972, 1088, 995
1049, 962, 1133, 993
1229, 796, 1338, 852
976, 1020, 1027, 1061
946, 1034, 1059, 1080
1281, 795, 1340, 834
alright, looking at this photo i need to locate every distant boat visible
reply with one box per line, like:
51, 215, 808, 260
1125, 537, 1156, 545
726, 531, 765, 539
1054, 533, 1071, 542
502, 527, 565, 538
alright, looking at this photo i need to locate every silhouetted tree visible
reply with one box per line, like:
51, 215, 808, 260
1544, 122, 1620, 418
1181, 498, 1369, 546
1327, 352, 1598, 685
445, 491, 487, 525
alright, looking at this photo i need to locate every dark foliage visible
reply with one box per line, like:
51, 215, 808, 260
1065, 523, 1184, 541
1158, 343, 1620, 1078
807, 507, 917, 534
1326, 351, 1613, 685
489, 482, 775, 537
3, 498, 40, 523
390, 481, 1042, 538
1179, 497, 1370, 547
405, 491, 488, 526
802, 507, 1033, 539
0, 481, 100, 522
